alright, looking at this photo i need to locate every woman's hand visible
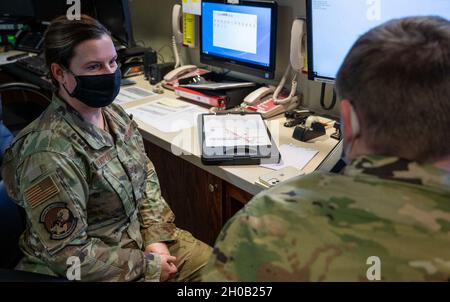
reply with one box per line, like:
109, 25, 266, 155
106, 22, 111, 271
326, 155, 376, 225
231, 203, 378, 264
158, 254, 177, 282
145, 242, 177, 281
145, 242, 171, 256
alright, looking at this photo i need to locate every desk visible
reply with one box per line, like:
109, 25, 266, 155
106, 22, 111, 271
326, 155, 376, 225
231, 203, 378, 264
121, 76, 342, 244
1, 54, 342, 244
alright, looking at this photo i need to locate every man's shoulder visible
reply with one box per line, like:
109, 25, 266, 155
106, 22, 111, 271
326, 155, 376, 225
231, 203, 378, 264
248, 172, 359, 212
218, 171, 450, 281
242, 169, 450, 250
249, 168, 446, 215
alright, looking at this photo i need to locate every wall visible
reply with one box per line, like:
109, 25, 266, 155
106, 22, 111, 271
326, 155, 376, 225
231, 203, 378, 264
128, 0, 340, 117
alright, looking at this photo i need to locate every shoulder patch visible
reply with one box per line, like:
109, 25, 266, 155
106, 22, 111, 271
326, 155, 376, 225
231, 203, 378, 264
25, 175, 60, 209
39, 203, 78, 240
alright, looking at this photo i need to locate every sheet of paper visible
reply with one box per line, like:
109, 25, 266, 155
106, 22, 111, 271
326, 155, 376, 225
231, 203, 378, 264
203, 114, 272, 147
261, 144, 318, 171
182, 0, 201, 16
125, 98, 207, 133
115, 86, 156, 104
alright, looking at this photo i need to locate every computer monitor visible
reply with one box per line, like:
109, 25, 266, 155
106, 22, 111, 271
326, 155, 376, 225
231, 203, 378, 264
92, 0, 135, 47
31, 0, 134, 47
0, 0, 34, 18
307, 0, 450, 82
200, 0, 278, 79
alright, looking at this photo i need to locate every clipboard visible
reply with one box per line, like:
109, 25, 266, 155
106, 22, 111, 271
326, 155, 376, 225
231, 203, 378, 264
199, 112, 281, 165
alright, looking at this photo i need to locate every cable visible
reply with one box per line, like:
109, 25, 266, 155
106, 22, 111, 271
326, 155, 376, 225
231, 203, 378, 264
172, 36, 184, 68
157, 53, 165, 63
273, 65, 298, 105
157, 43, 173, 53
135, 40, 147, 48
172, 36, 180, 68
320, 83, 337, 110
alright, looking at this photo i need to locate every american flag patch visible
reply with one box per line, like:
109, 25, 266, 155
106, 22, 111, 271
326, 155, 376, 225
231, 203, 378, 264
25, 176, 60, 209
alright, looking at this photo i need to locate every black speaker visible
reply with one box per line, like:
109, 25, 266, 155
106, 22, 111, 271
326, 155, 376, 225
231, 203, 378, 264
143, 49, 158, 79
149, 63, 175, 85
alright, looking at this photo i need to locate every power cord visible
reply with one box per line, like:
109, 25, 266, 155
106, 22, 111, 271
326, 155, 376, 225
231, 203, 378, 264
320, 82, 337, 110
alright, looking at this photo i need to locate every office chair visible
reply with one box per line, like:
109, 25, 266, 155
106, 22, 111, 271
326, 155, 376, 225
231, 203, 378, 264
0, 184, 65, 281
0, 82, 49, 97
0, 83, 63, 281
0, 181, 26, 270
0, 82, 51, 134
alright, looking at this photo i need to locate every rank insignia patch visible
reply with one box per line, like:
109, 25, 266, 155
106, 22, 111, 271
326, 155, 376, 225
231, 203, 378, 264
40, 203, 78, 240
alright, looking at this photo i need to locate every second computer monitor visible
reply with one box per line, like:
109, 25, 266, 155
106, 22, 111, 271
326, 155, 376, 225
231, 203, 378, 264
307, 0, 450, 82
200, 0, 278, 79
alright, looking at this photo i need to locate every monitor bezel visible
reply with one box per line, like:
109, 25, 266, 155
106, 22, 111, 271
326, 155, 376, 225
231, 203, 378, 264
93, 0, 136, 48
200, 0, 278, 79
306, 0, 336, 83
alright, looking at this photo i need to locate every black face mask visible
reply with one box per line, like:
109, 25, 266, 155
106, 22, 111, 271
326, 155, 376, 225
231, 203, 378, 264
63, 68, 122, 108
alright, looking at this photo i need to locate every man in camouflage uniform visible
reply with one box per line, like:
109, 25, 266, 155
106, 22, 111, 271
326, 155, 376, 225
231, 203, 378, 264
2, 94, 211, 281
202, 17, 450, 281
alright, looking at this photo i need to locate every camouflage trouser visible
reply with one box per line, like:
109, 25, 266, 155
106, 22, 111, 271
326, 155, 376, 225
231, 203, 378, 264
15, 228, 212, 281
168, 229, 212, 282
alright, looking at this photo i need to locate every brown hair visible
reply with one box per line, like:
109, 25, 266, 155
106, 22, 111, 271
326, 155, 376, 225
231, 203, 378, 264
44, 14, 111, 86
336, 16, 450, 162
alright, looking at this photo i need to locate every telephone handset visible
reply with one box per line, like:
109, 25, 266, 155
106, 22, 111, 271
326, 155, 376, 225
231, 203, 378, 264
172, 4, 183, 45
163, 65, 197, 82
290, 19, 306, 72
243, 86, 275, 106
172, 4, 184, 68
242, 85, 297, 119
272, 19, 306, 105
242, 19, 306, 119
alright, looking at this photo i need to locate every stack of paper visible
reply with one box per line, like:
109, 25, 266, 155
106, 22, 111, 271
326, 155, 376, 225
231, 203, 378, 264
125, 98, 207, 133
261, 144, 318, 171
115, 86, 156, 104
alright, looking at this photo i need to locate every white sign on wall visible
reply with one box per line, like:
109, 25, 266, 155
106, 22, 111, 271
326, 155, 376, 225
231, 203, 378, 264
182, 0, 202, 16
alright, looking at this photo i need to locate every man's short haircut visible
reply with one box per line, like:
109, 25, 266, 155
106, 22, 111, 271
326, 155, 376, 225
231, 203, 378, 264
336, 16, 450, 162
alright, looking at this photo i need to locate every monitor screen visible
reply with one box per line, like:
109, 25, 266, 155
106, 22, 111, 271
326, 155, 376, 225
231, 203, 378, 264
307, 0, 450, 82
93, 0, 135, 47
30, 0, 134, 47
200, 0, 277, 79
0, 0, 34, 18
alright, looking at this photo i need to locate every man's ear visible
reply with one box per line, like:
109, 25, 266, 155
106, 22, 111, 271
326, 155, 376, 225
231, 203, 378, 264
340, 100, 360, 142
51, 63, 66, 86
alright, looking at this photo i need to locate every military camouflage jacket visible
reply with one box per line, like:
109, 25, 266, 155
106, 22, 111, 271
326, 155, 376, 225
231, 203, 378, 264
202, 156, 450, 281
2, 94, 177, 281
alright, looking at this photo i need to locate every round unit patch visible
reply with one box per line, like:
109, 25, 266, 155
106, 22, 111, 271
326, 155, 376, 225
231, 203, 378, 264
40, 203, 78, 240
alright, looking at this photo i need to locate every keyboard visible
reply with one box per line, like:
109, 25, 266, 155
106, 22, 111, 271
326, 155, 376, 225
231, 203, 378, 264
16, 55, 48, 77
